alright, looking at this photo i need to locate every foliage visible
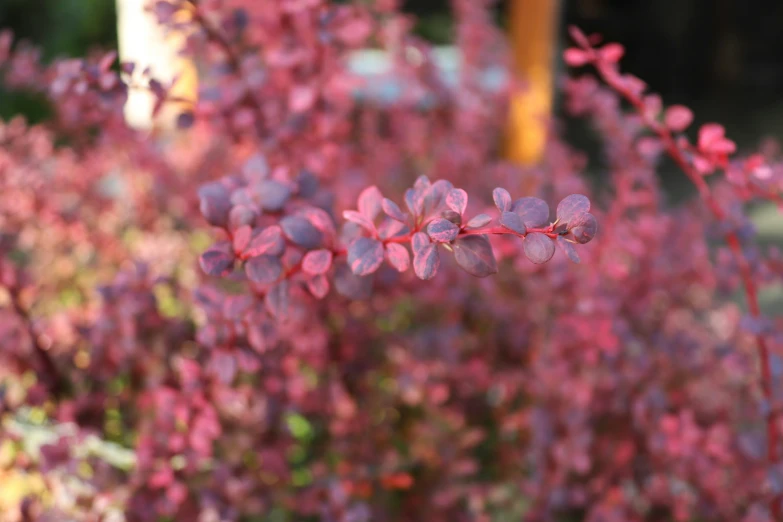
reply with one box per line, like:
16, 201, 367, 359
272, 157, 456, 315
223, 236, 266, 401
0, 1, 782, 521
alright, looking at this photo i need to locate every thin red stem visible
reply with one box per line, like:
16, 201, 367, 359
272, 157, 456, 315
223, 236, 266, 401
576, 34, 779, 516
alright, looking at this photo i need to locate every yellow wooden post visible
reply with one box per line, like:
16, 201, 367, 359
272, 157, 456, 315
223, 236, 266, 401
116, 0, 198, 131
506, 0, 559, 165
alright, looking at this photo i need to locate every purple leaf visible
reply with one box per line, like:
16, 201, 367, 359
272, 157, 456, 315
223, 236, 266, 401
413, 244, 440, 280
512, 197, 550, 227
229, 205, 257, 229
200, 249, 234, 276
302, 249, 333, 275
424, 179, 453, 216
452, 235, 497, 277
523, 233, 555, 264
280, 215, 323, 249
571, 213, 598, 244
245, 255, 283, 284
306, 274, 330, 299
441, 210, 462, 226
556, 194, 591, 225
382, 198, 407, 222
446, 188, 468, 215
245, 225, 285, 257
499, 211, 526, 234
358, 186, 383, 220
264, 281, 289, 319
257, 180, 291, 212
385, 243, 410, 272
557, 236, 581, 263
334, 263, 373, 300
492, 188, 512, 212
295, 169, 319, 198
298, 207, 337, 240
348, 237, 384, 276
377, 218, 408, 240
198, 182, 232, 227
466, 214, 492, 228
343, 210, 375, 232
411, 232, 431, 254
426, 218, 459, 243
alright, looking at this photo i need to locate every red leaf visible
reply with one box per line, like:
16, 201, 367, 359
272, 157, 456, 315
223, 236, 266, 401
232, 225, 252, 254
343, 210, 375, 232
302, 249, 333, 275
563, 48, 590, 67
599, 43, 624, 63
664, 105, 694, 132
358, 186, 383, 220
306, 274, 330, 299
245, 225, 285, 257
385, 243, 410, 272
446, 188, 468, 215
382, 198, 407, 222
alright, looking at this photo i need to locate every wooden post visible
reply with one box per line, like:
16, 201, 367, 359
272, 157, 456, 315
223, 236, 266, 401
506, 0, 560, 165
116, 0, 197, 130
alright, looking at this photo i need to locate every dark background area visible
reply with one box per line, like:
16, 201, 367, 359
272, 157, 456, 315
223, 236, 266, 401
2, 0, 782, 147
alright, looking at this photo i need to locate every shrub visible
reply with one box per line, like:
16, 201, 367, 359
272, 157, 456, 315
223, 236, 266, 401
0, 1, 781, 521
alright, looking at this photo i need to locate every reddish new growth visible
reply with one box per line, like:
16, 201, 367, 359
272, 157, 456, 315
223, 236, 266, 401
566, 26, 783, 518
1, 1, 783, 521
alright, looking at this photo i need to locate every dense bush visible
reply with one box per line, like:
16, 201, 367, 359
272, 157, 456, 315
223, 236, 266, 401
0, 1, 782, 521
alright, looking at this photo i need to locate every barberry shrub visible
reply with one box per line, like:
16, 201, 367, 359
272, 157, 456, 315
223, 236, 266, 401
0, 1, 781, 521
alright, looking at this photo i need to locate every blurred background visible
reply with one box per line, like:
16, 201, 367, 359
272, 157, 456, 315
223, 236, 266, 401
1, 0, 782, 233
3, 0, 783, 133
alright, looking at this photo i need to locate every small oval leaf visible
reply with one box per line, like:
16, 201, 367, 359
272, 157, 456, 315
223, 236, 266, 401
385, 243, 411, 272
257, 180, 291, 212
245, 255, 283, 284
200, 249, 234, 276
348, 237, 384, 276
523, 233, 555, 264
452, 235, 497, 277
306, 274, 330, 299
245, 225, 285, 257
426, 218, 459, 243
446, 188, 468, 215
358, 186, 383, 220
492, 187, 512, 212
411, 232, 431, 254
302, 249, 333, 275
512, 197, 550, 227
499, 212, 526, 234
413, 244, 440, 280
280, 216, 323, 249
557, 236, 581, 263
556, 194, 591, 225
343, 210, 375, 232
466, 213, 492, 229
382, 198, 407, 222
571, 213, 598, 244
